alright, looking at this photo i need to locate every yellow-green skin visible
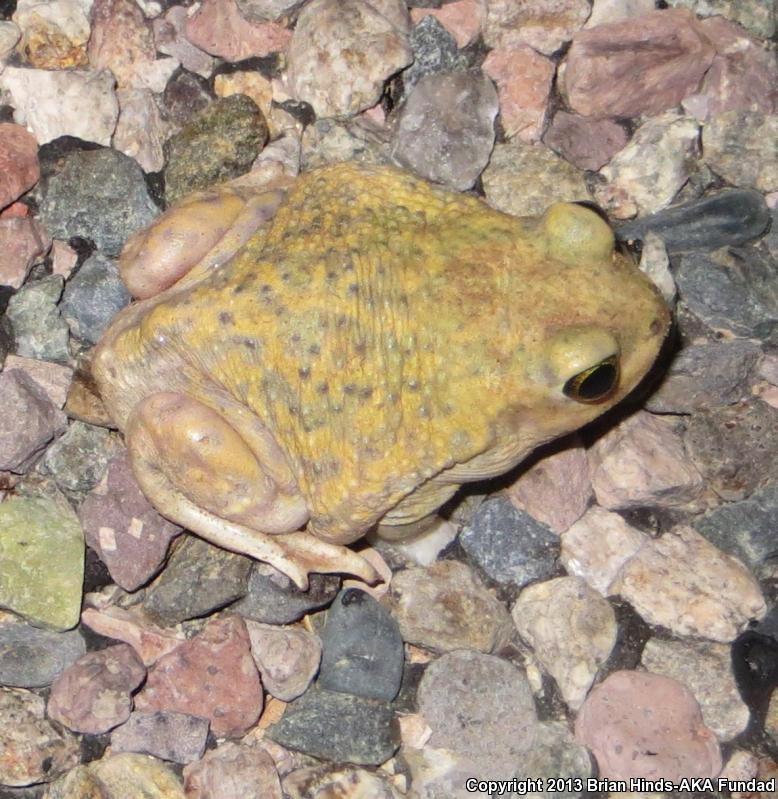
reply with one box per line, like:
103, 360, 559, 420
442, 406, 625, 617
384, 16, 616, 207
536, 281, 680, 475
93, 162, 669, 587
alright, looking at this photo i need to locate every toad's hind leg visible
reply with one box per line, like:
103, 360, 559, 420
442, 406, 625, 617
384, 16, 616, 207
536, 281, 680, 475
125, 392, 380, 589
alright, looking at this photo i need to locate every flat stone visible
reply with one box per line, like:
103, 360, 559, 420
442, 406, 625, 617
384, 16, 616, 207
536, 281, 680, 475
111, 710, 209, 764
236, 0, 304, 22
512, 576, 617, 710
161, 69, 214, 132
266, 687, 398, 766
575, 670, 721, 780
153, 5, 215, 79
586, 0, 654, 27
114, 87, 170, 173
300, 118, 391, 171
317, 587, 403, 702
50, 239, 79, 279
283, 764, 401, 799
410, 0, 485, 48
0, 217, 51, 289
135, 614, 263, 737
459, 496, 559, 588
609, 525, 765, 642
667, 0, 776, 39
562, 9, 715, 119
3, 355, 72, 409
47, 643, 146, 734
402, 15, 468, 94
543, 111, 627, 172
5, 275, 70, 362
12, 0, 90, 69
518, 720, 592, 796
0, 122, 40, 209
183, 741, 283, 799
385, 559, 511, 653
0, 621, 85, 688
0, 495, 84, 630
88, 753, 186, 799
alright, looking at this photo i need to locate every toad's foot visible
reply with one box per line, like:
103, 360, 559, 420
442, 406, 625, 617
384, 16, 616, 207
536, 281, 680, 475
125, 392, 380, 589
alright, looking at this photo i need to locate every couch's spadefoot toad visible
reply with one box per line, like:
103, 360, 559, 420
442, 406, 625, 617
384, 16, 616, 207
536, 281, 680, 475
93, 163, 669, 587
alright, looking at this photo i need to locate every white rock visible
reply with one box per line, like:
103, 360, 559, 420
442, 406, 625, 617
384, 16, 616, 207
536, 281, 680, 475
586, 0, 655, 28
0, 21, 21, 62
639, 231, 677, 304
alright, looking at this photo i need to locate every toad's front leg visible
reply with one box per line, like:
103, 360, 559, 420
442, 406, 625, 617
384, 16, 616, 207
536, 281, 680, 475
125, 391, 380, 589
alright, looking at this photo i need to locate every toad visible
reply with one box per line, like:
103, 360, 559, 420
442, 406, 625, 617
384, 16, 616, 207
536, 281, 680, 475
93, 163, 669, 588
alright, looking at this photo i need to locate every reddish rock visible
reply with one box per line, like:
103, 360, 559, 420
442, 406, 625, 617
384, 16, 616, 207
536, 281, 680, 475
135, 614, 263, 737
3, 355, 72, 408
562, 9, 716, 119
0, 217, 51, 289
543, 111, 628, 171
483, 44, 554, 142
185, 0, 292, 61
410, 0, 485, 48
183, 741, 283, 799
50, 239, 79, 279
0, 201, 29, 218
47, 644, 146, 734
78, 451, 182, 591
575, 670, 722, 780
111, 710, 209, 764
153, 4, 215, 78
0, 123, 40, 209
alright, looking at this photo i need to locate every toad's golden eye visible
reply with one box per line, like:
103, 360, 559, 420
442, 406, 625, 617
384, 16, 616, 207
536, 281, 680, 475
563, 354, 620, 403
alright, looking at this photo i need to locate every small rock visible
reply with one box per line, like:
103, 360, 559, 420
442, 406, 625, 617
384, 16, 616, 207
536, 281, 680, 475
0, 20, 21, 62
44, 764, 106, 798
641, 637, 750, 741
586, 0, 654, 27
0, 621, 85, 688
214, 70, 273, 124
703, 111, 778, 193
233, 562, 341, 624
512, 576, 617, 710
161, 69, 214, 131
114, 87, 169, 173
88, 752, 186, 798
185, 0, 292, 61
588, 411, 704, 510
317, 587, 403, 702
283, 764, 402, 799
163, 94, 269, 205
720, 749, 760, 788
410, 0, 485, 48
111, 710, 209, 764
0, 687, 79, 787
575, 670, 721, 780
0, 495, 84, 630
0, 216, 51, 289
483, 44, 554, 142
153, 5, 215, 79
482, 140, 592, 217
402, 15, 468, 94
78, 450, 182, 592
0, 369, 67, 472
3, 355, 73, 409
39, 147, 159, 258
50, 239, 79, 279
638, 232, 676, 304
561, 9, 715, 119
0, 122, 40, 209
610, 525, 765, 642
13, 0, 90, 69
135, 614, 263, 737
386, 559, 511, 653
47, 643, 146, 734
520, 721, 593, 796
245, 620, 321, 701
391, 69, 497, 191
459, 496, 559, 588
0, 67, 119, 146
300, 118, 391, 171
236, 0, 303, 22
5, 275, 70, 362
543, 111, 627, 172
694, 483, 778, 570
667, 0, 776, 39
183, 741, 283, 799
266, 687, 397, 765
684, 399, 778, 500
379, 516, 459, 567
595, 111, 700, 219
646, 340, 762, 413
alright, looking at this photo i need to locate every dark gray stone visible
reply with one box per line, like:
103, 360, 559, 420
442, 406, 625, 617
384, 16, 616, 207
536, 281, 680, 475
233, 563, 341, 624
617, 189, 770, 254
403, 15, 468, 93
143, 535, 252, 625
318, 588, 404, 702
60, 253, 131, 345
162, 70, 214, 132
39, 148, 159, 257
266, 687, 398, 765
755, 598, 778, 641
694, 483, 778, 569
0, 623, 85, 688
5, 276, 70, 363
460, 496, 559, 588
110, 710, 209, 764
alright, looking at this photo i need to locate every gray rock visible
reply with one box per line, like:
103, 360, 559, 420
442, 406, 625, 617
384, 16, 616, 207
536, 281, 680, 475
111, 710, 209, 764
266, 687, 398, 765
460, 496, 559, 588
617, 189, 770, 254
318, 588, 403, 702
6, 276, 70, 363
403, 15, 468, 93
0, 622, 85, 688
515, 721, 592, 797
143, 534, 252, 625
300, 118, 391, 172
39, 148, 159, 258
162, 69, 214, 131
60, 253, 131, 345
233, 562, 341, 624
392, 70, 498, 191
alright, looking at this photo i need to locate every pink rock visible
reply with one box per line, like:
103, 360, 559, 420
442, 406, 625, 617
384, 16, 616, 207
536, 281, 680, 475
483, 44, 554, 142
0, 217, 51, 289
183, 741, 283, 799
543, 111, 628, 171
484, 0, 590, 55
47, 644, 146, 734
185, 0, 292, 61
153, 5, 215, 78
50, 239, 79, 279
0, 123, 40, 210
562, 8, 716, 119
0, 201, 30, 218
135, 614, 263, 737
114, 88, 168, 173
2, 355, 73, 408
575, 670, 722, 780
111, 710, 209, 763
410, 0, 485, 48
683, 16, 778, 121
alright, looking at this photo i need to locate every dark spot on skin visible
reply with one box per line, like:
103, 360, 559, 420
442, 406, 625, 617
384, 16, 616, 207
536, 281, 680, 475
309, 343, 320, 355
290, 333, 301, 343
261, 284, 272, 293
348, 283, 359, 295
399, 294, 409, 307
407, 379, 419, 392
281, 272, 290, 282
219, 311, 234, 325
298, 366, 311, 380
289, 404, 299, 416
343, 384, 357, 395
650, 317, 664, 335
318, 382, 329, 395
336, 315, 347, 328
354, 341, 367, 355
327, 271, 338, 281
359, 387, 373, 400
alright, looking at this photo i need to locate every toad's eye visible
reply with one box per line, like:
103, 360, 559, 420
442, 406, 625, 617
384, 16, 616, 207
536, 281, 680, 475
563, 354, 619, 403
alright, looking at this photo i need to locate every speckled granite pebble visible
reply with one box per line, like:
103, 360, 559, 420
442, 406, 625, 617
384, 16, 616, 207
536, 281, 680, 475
402, 15, 468, 92
183, 741, 282, 799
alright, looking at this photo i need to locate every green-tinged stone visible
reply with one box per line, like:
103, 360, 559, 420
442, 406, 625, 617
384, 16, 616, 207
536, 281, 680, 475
88, 753, 185, 799
44, 765, 107, 799
0, 496, 84, 630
